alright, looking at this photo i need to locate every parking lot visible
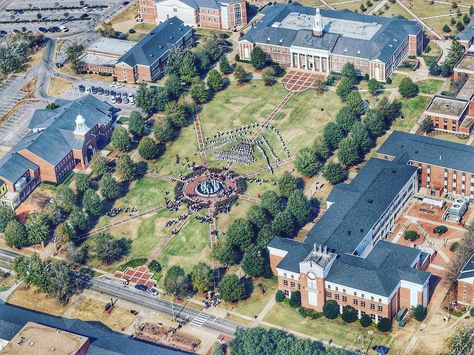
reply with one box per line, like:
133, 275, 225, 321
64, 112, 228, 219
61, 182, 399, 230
0, 76, 28, 118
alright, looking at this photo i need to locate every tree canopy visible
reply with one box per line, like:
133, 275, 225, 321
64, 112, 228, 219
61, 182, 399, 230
164, 265, 193, 298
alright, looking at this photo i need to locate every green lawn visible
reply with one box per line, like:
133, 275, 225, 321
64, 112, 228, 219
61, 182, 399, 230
379, 2, 413, 18
264, 302, 393, 351
217, 199, 254, 235
231, 277, 278, 318
418, 79, 444, 95
157, 211, 211, 275
391, 96, 430, 132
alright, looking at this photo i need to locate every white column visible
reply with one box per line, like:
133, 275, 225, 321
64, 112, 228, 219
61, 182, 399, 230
304, 54, 307, 69
297, 53, 300, 68
290, 52, 293, 67
313, 56, 316, 71
319, 57, 323, 73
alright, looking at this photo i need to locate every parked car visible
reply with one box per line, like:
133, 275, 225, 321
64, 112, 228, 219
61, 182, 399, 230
111, 96, 116, 104
104, 90, 110, 96
59, 26, 69, 32
38, 27, 48, 33
130, 98, 135, 105
110, 90, 116, 97
49, 26, 61, 32
123, 97, 129, 104
116, 92, 121, 98
128, 93, 134, 99
134, 284, 148, 292
97, 87, 104, 95
82, 6, 91, 12
91, 87, 98, 94
147, 287, 159, 296
78, 85, 85, 93
13, 29, 20, 34
86, 87, 91, 94
116, 97, 122, 104
123, 1, 130, 5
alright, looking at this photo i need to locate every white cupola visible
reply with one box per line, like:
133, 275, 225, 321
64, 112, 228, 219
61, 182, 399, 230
74, 114, 88, 137
313, 8, 324, 37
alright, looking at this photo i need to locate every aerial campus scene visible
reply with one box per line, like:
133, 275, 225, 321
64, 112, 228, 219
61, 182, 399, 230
0, 0, 474, 354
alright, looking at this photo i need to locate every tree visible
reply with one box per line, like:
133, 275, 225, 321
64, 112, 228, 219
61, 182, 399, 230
95, 233, 130, 265
190, 77, 208, 103
45, 103, 59, 110
336, 77, 353, 100
165, 49, 187, 76
429, 62, 441, 76
456, 21, 465, 32
261, 191, 284, 217
163, 265, 193, 298
54, 186, 76, 213
247, 205, 271, 230
154, 118, 178, 142
128, 111, 145, 138
398, 77, 419, 98
219, 274, 246, 302
271, 211, 295, 238
227, 219, 256, 250
136, 85, 169, 115
91, 154, 108, 177
250, 47, 266, 70
115, 155, 136, 182
287, 190, 312, 227
445, 325, 474, 355
69, 207, 89, 232
341, 306, 358, 323
364, 109, 386, 137
219, 55, 233, 74
336, 106, 358, 133
195, 47, 210, 72
275, 290, 285, 302
445, 39, 464, 69
420, 117, 434, 133
463, 14, 470, 24
98, 21, 115, 37
165, 102, 187, 128
262, 67, 276, 86
360, 314, 372, 327
289, 291, 301, 308
179, 52, 198, 84
55, 222, 76, 246
351, 121, 373, 154
341, 62, 357, 84
65, 242, 89, 264
203, 36, 223, 62
191, 262, 213, 293
338, 137, 361, 167
377, 318, 392, 332
346, 91, 366, 116
25, 212, 50, 245
323, 123, 345, 150
323, 162, 348, 185
111, 126, 131, 152
164, 74, 182, 101
212, 238, 240, 265
323, 300, 340, 319
83, 189, 102, 217
99, 173, 120, 200
295, 147, 323, 177
75, 173, 92, 194
207, 69, 224, 91
233, 65, 248, 84
368, 78, 381, 95
138, 137, 162, 160
212, 342, 225, 355
5, 220, 28, 248
413, 305, 427, 321
0, 205, 16, 233
241, 244, 266, 277
470, 5, 474, 15
257, 224, 274, 248
441, 63, 453, 77
443, 24, 452, 33
377, 97, 401, 124
278, 171, 299, 197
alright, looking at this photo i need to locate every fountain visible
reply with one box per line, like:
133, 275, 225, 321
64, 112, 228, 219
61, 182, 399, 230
195, 179, 225, 197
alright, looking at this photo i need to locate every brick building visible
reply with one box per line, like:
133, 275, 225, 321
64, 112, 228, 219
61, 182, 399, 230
238, 4, 423, 81
376, 131, 474, 198
268, 157, 431, 323
457, 255, 474, 306
0, 95, 114, 209
456, 17, 474, 52
423, 95, 473, 135
138, 0, 247, 30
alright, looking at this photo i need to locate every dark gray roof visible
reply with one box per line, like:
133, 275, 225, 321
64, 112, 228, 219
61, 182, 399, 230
0, 302, 187, 355
0, 152, 38, 184
268, 237, 312, 273
459, 255, 474, 280
377, 131, 474, 174
305, 158, 417, 254
240, 3, 420, 63
119, 17, 192, 67
326, 241, 430, 296
457, 17, 474, 42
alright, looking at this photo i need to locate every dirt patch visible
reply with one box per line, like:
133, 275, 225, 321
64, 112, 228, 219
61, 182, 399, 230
7, 285, 73, 316
48, 77, 73, 97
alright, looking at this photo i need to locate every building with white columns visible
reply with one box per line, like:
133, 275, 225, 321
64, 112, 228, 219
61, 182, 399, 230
238, 3, 423, 81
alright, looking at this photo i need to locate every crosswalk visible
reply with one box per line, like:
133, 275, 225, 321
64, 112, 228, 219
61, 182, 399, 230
191, 312, 217, 327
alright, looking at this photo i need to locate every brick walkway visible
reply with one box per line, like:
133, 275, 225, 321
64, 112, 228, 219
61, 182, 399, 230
193, 112, 208, 167
282, 70, 321, 92
237, 194, 260, 203
114, 265, 157, 287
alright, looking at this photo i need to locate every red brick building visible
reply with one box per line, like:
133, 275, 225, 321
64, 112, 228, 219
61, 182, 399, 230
457, 255, 474, 306
139, 0, 247, 31
239, 4, 423, 81
0, 95, 114, 209
423, 96, 473, 135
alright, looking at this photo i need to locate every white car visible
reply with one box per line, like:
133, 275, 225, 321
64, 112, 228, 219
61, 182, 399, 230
129, 99, 135, 105
83, 6, 91, 12
111, 96, 116, 104
116, 83, 125, 88
86, 87, 91, 94
147, 287, 159, 297
128, 93, 134, 99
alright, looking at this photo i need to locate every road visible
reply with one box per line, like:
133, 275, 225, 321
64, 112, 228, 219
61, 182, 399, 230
0, 248, 242, 336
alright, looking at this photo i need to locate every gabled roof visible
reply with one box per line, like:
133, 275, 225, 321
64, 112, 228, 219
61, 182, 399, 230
118, 17, 192, 67
268, 237, 312, 273
457, 17, 474, 42
459, 255, 474, 280
0, 152, 38, 184
377, 131, 474, 174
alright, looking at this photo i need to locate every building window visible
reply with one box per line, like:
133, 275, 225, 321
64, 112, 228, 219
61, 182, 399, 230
343, 289, 346, 293
342, 296, 347, 302
378, 298, 382, 303
353, 299, 358, 306
335, 287, 339, 291
370, 314, 376, 320
378, 305, 383, 312
326, 291, 332, 298
354, 292, 357, 296
290, 282, 295, 288
284, 290, 289, 297
361, 301, 366, 307
370, 304, 375, 310
327, 285, 331, 289
335, 294, 340, 300
283, 280, 288, 286
298, 284, 301, 290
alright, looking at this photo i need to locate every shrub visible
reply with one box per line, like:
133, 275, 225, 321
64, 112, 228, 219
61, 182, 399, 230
116, 258, 147, 271
323, 300, 340, 319
450, 242, 460, 252
341, 306, 358, 323
404, 230, 419, 242
413, 305, 427, 321
148, 260, 162, 273
470, 308, 474, 317
434, 225, 448, 234
128, 28, 136, 34
377, 318, 392, 332
360, 314, 372, 327
298, 307, 308, 318
275, 290, 286, 302
289, 291, 301, 308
